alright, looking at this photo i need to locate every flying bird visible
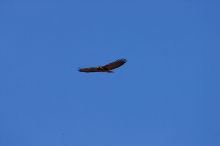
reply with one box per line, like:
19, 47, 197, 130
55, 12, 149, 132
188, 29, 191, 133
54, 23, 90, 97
78, 58, 127, 73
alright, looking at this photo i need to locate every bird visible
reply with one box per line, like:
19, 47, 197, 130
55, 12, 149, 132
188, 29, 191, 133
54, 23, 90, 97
78, 58, 127, 73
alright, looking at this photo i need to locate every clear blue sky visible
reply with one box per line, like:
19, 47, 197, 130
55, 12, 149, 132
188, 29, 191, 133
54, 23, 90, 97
0, 0, 220, 146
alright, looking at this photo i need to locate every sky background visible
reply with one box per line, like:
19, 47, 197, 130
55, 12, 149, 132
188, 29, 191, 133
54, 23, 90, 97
0, 0, 220, 146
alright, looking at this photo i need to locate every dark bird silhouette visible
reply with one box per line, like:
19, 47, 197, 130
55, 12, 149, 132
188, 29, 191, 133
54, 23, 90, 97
78, 58, 127, 73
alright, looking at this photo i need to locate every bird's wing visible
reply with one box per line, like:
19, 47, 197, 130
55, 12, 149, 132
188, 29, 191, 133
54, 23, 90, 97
78, 67, 99, 72
103, 59, 127, 70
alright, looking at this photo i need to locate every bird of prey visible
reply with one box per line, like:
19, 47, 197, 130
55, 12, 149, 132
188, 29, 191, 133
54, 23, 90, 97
78, 58, 127, 73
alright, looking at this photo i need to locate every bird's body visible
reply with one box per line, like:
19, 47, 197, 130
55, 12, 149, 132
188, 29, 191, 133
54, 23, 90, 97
96, 66, 113, 72
78, 58, 127, 73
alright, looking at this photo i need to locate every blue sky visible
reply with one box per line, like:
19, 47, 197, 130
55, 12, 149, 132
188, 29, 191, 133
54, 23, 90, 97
0, 0, 220, 146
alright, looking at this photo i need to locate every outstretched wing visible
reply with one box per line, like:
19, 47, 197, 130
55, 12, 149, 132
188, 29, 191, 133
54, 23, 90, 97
78, 58, 127, 73
78, 67, 99, 72
103, 59, 127, 70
